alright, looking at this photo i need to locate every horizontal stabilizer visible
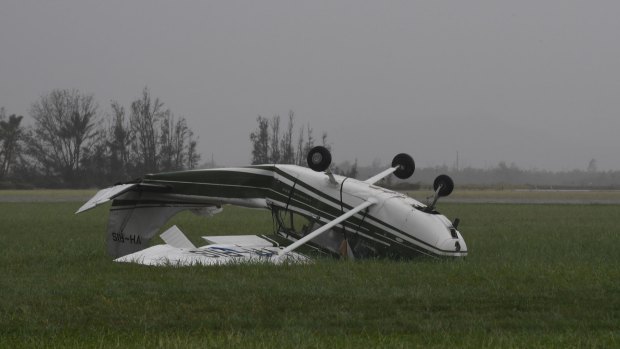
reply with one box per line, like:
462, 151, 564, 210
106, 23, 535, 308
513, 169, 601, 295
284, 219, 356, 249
161, 225, 196, 249
75, 183, 137, 213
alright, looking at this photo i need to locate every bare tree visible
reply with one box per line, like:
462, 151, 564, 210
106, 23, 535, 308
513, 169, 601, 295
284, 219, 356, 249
301, 123, 314, 164
159, 114, 190, 171
249, 116, 270, 164
249, 111, 332, 167
280, 111, 295, 164
0, 109, 24, 179
28, 89, 99, 184
159, 114, 174, 172
186, 131, 200, 169
112, 87, 200, 177
129, 87, 166, 174
296, 125, 305, 166
172, 117, 189, 170
270, 115, 281, 163
108, 102, 132, 179
80, 130, 110, 186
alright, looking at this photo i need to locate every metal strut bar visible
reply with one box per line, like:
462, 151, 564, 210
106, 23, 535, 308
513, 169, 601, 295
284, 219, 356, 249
339, 177, 349, 237
278, 178, 298, 237
284, 178, 297, 212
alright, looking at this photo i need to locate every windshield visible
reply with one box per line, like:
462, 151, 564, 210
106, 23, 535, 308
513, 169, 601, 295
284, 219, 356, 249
272, 206, 318, 237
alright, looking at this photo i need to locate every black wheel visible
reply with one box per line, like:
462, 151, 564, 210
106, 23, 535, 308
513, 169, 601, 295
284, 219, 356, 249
391, 153, 415, 179
433, 174, 454, 197
307, 146, 332, 172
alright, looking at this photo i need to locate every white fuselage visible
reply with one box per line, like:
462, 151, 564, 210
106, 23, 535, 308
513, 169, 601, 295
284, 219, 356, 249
270, 165, 467, 258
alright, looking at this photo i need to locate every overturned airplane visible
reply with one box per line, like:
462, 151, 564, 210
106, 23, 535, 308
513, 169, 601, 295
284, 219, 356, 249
77, 146, 466, 265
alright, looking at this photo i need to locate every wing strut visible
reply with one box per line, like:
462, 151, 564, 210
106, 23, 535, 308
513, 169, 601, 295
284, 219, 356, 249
278, 198, 377, 257
363, 167, 398, 185
364, 153, 415, 185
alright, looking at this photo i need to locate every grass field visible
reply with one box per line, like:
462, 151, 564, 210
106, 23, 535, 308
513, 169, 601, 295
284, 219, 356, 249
3, 188, 620, 204
408, 189, 620, 204
1, 191, 619, 347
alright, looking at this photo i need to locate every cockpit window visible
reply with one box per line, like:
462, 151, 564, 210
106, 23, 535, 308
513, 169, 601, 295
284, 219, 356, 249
271, 206, 318, 237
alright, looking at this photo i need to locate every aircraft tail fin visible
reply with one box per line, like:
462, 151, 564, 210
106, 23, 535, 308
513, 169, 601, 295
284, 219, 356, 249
78, 183, 220, 259
105, 191, 216, 258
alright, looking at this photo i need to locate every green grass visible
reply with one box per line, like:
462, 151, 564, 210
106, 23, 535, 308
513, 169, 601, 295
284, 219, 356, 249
408, 188, 620, 203
0, 189, 95, 203
1, 200, 619, 348
3, 188, 620, 204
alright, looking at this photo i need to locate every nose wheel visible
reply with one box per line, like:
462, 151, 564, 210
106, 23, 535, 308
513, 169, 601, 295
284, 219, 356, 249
426, 174, 455, 212
433, 174, 454, 197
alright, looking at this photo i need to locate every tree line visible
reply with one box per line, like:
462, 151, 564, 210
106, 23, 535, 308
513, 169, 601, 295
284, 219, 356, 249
352, 161, 620, 190
0, 87, 199, 188
247, 114, 620, 188
249, 111, 332, 166
3, 91, 617, 189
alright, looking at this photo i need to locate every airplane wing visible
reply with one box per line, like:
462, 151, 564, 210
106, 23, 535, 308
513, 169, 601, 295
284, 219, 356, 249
115, 226, 309, 266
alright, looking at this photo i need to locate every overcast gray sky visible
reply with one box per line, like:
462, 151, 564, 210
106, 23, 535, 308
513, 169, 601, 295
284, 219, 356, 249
1, 1, 619, 170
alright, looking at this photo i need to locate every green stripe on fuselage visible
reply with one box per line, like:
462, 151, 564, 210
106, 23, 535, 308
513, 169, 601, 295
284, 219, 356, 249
144, 169, 274, 199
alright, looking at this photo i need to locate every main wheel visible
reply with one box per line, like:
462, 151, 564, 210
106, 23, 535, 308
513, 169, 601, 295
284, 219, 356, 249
307, 146, 332, 172
391, 153, 415, 179
433, 174, 454, 197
